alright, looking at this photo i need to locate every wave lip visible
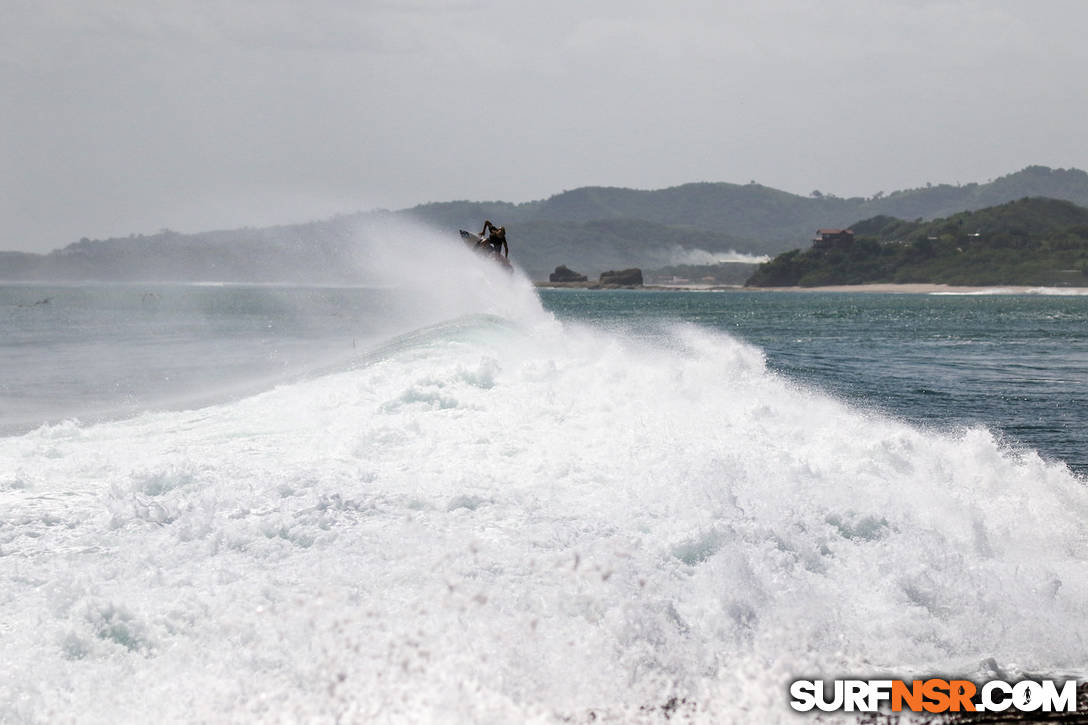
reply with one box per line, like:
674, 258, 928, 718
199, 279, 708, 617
0, 217, 548, 436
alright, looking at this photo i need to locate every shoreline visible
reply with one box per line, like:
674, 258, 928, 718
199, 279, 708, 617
535, 281, 1088, 295
748, 282, 1088, 295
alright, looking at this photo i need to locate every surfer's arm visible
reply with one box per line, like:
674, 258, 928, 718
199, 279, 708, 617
501, 239, 508, 258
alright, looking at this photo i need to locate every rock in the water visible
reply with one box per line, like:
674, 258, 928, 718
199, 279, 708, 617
549, 265, 588, 283
599, 268, 643, 286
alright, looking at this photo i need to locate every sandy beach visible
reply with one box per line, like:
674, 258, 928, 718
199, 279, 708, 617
745, 283, 1088, 295
537, 281, 1088, 295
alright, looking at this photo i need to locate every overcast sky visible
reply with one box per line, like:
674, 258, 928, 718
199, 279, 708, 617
3, 0, 1087, 252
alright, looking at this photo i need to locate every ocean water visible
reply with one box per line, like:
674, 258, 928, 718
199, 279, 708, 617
2, 228, 1087, 722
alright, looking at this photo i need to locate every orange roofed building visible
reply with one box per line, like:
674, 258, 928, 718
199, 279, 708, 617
812, 228, 855, 250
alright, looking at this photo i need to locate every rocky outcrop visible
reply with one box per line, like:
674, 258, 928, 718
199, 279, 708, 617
549, 265, 588, 283
599, 268, 643, 286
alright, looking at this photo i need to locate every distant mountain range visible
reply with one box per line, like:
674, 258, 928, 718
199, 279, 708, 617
3, 166, 1088, 282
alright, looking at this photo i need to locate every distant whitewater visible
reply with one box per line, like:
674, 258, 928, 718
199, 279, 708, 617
2, 221, 1087, 723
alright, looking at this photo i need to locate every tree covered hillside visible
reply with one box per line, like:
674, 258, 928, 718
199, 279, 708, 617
746, 198, 1088, 287
404, 166, 1088, 248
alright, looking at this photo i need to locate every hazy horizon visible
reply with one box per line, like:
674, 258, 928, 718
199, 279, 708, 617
4, 0, 1088, 253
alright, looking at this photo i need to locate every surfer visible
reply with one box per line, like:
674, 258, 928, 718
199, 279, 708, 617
458, 221, 512, 271
479, 220, 509, 260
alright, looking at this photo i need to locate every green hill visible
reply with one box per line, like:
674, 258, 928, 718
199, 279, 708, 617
6, 166, 1088, 283
402, 166, 1088, 278
746, 198, 1088, 287
405, 166, 1088, 243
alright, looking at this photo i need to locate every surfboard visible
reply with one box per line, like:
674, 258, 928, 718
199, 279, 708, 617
460, 229, 512, 272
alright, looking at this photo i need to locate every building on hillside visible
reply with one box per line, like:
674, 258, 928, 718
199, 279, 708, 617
812, 228, 855, 250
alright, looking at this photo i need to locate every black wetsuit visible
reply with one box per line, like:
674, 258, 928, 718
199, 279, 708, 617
487, 232, 505, 254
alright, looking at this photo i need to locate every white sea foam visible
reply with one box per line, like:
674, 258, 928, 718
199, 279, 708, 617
931, 286, 1088, 296
2, 223, 1087, 723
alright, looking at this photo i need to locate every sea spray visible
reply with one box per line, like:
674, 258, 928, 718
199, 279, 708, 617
348, 215, 542, 329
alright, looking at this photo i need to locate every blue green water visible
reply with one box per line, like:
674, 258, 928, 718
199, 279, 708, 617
539, 289, 1088, 476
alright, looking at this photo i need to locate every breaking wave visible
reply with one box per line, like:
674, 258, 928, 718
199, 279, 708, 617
2, 221, 1086, 722
666, 246, 772, 265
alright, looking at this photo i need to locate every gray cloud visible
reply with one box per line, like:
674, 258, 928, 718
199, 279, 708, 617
3, 0, 1087, 252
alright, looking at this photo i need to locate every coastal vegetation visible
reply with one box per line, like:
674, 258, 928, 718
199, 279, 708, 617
745, 198, 1088, 287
